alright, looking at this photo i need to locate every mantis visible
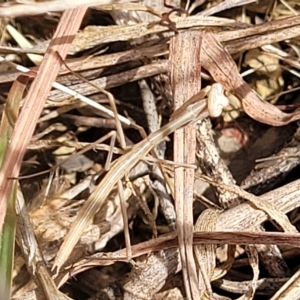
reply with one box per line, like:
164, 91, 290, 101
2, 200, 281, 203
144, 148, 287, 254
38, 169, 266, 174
52, 83, 229, 273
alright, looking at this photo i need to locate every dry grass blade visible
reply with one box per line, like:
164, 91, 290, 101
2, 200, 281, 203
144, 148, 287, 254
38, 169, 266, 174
197, 0, 257, 16
193, 209, 220, 299
199, 175, 297, 233
16, 189, 72, 300
0, 43, 168, 84
0, 56, 131, 125
221, 16, 300, 54
244, 246, 260, 299
0, 71, 26, 300
50, 15, 300, 56
48, 61, 168, 102
6, 24, 43, 65
63, 230, 300, 274
169, 30, 202, 300
0, 7, 88, 233
0, 0, 134, 17
69, 15, 237, 53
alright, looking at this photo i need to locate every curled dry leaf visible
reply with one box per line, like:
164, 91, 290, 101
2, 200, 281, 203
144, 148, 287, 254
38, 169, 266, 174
201, 30, 300, 127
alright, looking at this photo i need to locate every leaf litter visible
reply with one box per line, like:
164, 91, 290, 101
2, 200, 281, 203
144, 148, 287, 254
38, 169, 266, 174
0, 0, 300, 299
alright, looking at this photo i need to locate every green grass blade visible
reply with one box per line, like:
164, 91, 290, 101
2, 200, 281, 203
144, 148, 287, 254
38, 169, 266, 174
0, 75, 27, 299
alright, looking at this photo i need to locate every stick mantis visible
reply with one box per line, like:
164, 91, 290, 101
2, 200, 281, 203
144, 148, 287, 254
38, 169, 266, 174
52, 83, 229, 272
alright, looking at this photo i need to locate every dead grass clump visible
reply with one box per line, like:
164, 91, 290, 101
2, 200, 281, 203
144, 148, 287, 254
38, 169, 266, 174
0, 0, 300, 299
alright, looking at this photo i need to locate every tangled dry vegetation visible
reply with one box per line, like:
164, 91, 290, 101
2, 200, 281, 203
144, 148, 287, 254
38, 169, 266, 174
1, 0, 300, 299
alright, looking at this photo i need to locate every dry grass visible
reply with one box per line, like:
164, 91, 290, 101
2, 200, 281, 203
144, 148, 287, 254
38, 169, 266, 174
0, 0, 300, 299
